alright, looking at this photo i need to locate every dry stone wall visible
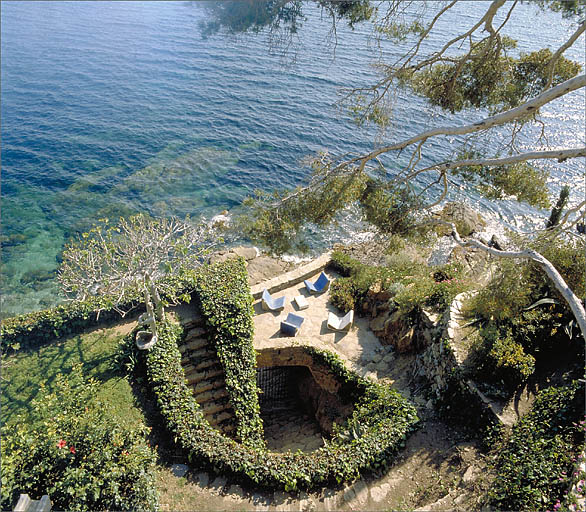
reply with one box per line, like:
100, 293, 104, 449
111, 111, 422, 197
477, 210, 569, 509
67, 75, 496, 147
256, 346, 355, 434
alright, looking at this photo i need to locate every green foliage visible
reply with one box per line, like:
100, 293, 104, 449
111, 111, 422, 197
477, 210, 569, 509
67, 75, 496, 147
393, 263, 468, 315
241, 169, 368, 254
193, 258, 264, 448
199, 0, 374, 39
144, 317, 419, 491
533, 0, 586, 17
547, 185, 570, 228
488, 382, 585, 511
472, 237, 585, 323
329, 277, 357, 312
329, 250, 364, 276
411, 37, 581, 113
453, 155, 551, 208
330, 251, 468, 315
359, 180, 419, 234
485, 328, 536, 387
0, 365, 158, 511
468, 236, 584, 392
0, 272, 198, 353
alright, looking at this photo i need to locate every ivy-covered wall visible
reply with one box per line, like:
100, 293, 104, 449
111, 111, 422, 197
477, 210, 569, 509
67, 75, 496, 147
0, 273, 195, 353
144, 318, 419, 491
192, 258, 264, 448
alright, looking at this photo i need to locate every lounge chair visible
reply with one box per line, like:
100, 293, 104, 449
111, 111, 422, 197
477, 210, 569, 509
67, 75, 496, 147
261, 289, 286, 311
327, 310, 354, 331
304, 271, 330, 294
280, 312, 304, 336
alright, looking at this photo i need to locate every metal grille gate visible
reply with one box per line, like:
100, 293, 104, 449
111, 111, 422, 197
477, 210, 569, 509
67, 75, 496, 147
256, 367, 296, 412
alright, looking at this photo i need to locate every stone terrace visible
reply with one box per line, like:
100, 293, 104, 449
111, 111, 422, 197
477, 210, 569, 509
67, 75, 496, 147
251, 257, 394, 381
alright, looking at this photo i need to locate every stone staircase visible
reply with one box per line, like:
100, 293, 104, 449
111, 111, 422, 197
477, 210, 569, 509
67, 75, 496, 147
178, 314, 237, 437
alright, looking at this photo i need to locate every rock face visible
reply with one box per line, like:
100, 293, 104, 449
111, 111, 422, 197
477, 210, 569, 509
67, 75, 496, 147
362, 282, 441, 353
208, 246, 295, 286
437, 202, 486, 236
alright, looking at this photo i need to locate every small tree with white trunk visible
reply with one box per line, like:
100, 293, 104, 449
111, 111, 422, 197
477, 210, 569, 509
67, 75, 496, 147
58, 214, 217, 348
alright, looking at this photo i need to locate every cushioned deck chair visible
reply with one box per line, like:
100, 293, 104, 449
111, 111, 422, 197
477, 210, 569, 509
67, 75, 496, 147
261, 289, 286, 311
304, 271, 330, 294
280, 312, 304, 337
327, 310, 354, 331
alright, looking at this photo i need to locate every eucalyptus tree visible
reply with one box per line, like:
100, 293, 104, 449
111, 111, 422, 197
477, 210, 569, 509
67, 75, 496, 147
58, 214, 216, 347
229, 0, 585, 336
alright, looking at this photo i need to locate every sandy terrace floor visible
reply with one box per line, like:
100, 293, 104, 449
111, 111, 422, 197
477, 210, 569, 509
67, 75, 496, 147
252, 270, 387, 373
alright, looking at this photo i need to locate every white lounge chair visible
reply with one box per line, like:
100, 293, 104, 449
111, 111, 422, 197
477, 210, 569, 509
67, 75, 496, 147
327, 310, 354, 331
261, 289, 286, 311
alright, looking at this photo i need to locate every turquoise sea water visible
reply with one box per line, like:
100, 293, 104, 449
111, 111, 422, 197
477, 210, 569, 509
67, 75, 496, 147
2, 1, 584, 316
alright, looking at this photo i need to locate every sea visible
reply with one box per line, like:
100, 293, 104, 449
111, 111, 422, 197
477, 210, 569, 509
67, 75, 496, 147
1, 1, 585, 317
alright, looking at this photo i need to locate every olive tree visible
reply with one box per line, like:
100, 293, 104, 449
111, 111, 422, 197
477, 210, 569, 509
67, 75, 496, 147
58, 214, 216, 347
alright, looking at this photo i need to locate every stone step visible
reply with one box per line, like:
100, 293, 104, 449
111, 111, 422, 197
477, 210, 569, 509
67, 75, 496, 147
192, 377, 225, 395
189, 346, 217, 361
194, 358, 219, 372
201, 399, 231, 417
207, 410, 234, 427
186, 367, 225, 386
195, 388, 229, 405
184, 327, 207, 342
183, 359, 221, 377
181, 346, 216, 365
183, 314, 205, 330
184, 337, 209, 352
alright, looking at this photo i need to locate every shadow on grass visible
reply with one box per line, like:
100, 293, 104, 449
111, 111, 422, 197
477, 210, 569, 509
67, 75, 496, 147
1, 327, 134, 425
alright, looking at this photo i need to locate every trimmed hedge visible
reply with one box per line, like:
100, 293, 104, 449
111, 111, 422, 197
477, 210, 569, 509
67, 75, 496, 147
192, 258, 264, 448
488, 381, 584, 511
1, 273, 196, 353
144, 319, 419, 491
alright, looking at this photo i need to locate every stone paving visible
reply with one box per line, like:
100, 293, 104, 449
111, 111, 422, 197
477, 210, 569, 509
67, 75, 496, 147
261, 399, 324, 453
252, 267, 391, 380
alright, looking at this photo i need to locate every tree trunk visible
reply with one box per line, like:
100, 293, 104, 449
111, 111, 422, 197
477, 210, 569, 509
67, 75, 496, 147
443, 221, 586, 341
143, 286, 158, 339
145, 273, 165, 322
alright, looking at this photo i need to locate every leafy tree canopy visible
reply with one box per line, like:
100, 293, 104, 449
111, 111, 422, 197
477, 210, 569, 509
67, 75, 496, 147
201, 0, 585, 255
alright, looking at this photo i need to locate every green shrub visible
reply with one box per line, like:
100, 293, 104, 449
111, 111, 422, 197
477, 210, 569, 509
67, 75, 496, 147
329, 250, 363, 276
0, 365, 158, 511
329, 277, 356, 312
144, 318, 419, 491
487, 330, 536, 387
330, 252, 468, 315
193, 258, 264, 448
471, 237, 585, 323
488, 382, 584, 511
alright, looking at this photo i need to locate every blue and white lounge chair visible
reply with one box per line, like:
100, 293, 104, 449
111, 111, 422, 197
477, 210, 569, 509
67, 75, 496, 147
280, 312, 304, 336
261, 289, 286, 311
327, 310, 354, 331
304, 271, 330, 294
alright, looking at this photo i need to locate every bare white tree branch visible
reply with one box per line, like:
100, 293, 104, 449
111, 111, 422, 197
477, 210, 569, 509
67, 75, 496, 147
438, 219, 586, 340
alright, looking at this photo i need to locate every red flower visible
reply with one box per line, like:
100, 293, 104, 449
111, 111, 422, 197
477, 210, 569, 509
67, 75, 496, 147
70, 446, 76, 454
57, 439, 67, 449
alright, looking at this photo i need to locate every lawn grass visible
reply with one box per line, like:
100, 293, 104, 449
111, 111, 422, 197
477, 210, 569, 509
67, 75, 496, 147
1, 323, 144, 427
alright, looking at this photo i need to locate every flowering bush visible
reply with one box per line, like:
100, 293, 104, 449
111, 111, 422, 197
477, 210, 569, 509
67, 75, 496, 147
0, 365, 158, 511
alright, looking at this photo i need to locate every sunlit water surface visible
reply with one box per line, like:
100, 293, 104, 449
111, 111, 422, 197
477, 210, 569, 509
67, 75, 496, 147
2, 1, 584, 316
